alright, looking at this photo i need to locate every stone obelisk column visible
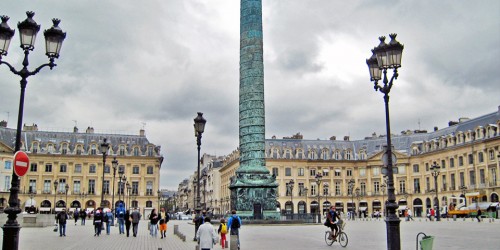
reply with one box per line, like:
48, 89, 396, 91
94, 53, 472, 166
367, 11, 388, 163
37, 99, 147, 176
230, 0, 278, 220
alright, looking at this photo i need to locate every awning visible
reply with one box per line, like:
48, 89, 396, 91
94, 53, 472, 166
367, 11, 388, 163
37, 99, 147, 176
334, 169, 341, 173
39, 207, 51, 212
24, 199, 36, 207
398, 206, 407, 210
490, 202, 499, 207
359, 207, 368, 211
323, 169, 329, 173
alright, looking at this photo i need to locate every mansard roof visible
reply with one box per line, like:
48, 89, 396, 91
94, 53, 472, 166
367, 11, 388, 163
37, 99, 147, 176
0, 127, 159, 155
265, 108, 500, 158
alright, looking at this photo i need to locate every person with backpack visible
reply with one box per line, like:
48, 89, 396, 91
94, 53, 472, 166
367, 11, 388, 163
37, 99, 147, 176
104, 208, 114, 235
227, 210, 242, 250
159, 207, 169, 239
93, 208, 103, 237
115, 203, 126, 234
217, 218, 228, 249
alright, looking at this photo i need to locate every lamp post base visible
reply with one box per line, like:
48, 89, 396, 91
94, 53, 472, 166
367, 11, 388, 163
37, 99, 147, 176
385, 215, 401, 250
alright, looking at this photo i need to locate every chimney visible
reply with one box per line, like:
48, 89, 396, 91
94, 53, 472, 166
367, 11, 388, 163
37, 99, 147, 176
73, 126, 79, 133
0, 120, 7, 128
23, 123, 38, 131
434, 126, 438, 132
139, 129, 145, 137
459, 117, 470, 123
448, 121, 458, 126
344, 136, 350, 141
330, 136, 336, 141
85, 127, 94, 133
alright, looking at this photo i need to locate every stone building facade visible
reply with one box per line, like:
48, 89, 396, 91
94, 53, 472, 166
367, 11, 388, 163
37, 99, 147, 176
0, 123, 163, 216
217, 107, 500, 217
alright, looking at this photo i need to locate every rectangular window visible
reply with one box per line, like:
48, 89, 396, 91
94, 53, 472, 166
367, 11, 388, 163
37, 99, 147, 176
285, 168, 291, 176
146, 181, 153, 195
469, 171, 476, 186
89, 165, 96, 173
458, 156, 464, 166
374, 181, 380, 194
45, 163, 52, 172
398, 165, 406, 174
322, 169, 329, 177
310, 169, 316, 177
311, 185, 317, 196
298, 168, 304, 176
459, 172, 465, 187
43, 180, 51, 193
414, 178, 420, 193
298, 183, 305, 195
346, 169, 352, 177
479, 169, 485, 184
133, 166, 139, 174
272, 167, 279, 177
104, 180, 110, 195
334, 169, 341, 177
426, 177, 430, 192
450, 158, 455, 168
425, 163, 429, 171
104, 165, 110, 174
4, 176, 10, 191
30, 163, 37, 172
60, 164, 67, 173
58, 179, 66, 193
479, 152, 484, 163
74, 164, 82, 173
132, 181, 139, 195
359, 168, 366, 177
335, 182, 341, 195
29, 180, 36, 193
450, 173, 456, 190
147, 166, 154, 174
413, 164, 419, 173
468, 154, 474, 165
399, 180, 406, 193
4, 161, 11, 170
441, 160, 446, 169
441, 175, 447, 191
373, 167, 380, 176
88, 180, 95, 194
73, 180, 81, 194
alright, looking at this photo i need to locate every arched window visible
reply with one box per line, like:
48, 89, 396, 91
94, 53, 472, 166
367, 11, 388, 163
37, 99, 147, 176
346, 150, 352, 160
334, 151, 341, 160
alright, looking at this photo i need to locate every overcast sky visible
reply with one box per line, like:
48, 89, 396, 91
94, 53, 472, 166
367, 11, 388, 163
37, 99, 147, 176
2, 0, 499, 190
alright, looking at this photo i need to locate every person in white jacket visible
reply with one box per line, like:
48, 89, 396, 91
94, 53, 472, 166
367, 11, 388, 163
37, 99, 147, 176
196, 217, 218, 250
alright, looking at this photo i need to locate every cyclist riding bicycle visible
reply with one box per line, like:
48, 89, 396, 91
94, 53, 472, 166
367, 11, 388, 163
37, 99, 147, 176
324, 206, 341, 240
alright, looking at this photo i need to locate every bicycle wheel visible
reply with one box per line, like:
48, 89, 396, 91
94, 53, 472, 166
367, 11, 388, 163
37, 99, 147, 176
338, 232, 348, 247
325, 231, 334, 246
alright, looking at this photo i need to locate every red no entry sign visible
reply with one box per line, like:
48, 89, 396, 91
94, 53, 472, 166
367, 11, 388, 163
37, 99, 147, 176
13, 151, 29, 177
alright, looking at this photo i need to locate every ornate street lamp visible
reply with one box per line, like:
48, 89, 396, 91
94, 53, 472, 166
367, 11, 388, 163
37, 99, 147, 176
1, 12, 66, 250
118, 167, 124, 208
288, 180, 295, 214
100, 138, 110, 208
315, 172, 323, 223
53, 180, 58, 214
193, 112, 206, 215
355, 187, 364, 218
111, 157, 118, 212
366, 33, 404, 250
430, 162, 441, 221
348, 179, 355, 220
65, 183, 69, 209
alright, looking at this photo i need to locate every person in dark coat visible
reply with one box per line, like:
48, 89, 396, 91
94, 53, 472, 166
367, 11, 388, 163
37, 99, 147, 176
56, 208, 69, 237
93, 208, 104, 236
80, 209, 87, 225
74, 208, 79, 225
124, 210, 132, 237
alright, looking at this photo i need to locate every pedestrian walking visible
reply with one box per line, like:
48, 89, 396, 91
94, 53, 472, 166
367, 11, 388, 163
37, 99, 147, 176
131, 209, 141, 237
476, 208, 482, 222
104, 208, 114, 235
56, 208, 69, 237
115, 203, 126, 234
124, 209, 132, 237
74, 208, 79, 225
93, 208, 103, 236
149, 208, 159, 237
159, 207, 169, 239
227, 210, 242, 250
196, 217, 218, 250
217, 218, 228, 249
407, 208, 414, 221
193, 210, 207, 241
80, 209, 87, 225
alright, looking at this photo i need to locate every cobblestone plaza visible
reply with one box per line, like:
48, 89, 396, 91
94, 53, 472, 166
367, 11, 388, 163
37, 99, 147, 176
2, 218, 498, 249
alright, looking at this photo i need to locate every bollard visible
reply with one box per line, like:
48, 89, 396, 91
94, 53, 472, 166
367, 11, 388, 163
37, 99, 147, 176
174, 225, 179, 234
195, 245, 199, 250
230, 235, 238, 250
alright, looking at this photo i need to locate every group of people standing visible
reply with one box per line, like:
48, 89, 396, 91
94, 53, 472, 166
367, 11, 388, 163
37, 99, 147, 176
147, 207, 170, 238
194, 209, 242, 250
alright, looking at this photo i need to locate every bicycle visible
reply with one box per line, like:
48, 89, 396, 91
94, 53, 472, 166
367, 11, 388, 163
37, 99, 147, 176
325, 220, 348, 247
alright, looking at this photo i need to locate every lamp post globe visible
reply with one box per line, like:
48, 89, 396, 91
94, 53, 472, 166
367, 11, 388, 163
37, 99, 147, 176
1, 12, 66, 250
366, 33, 404, 250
